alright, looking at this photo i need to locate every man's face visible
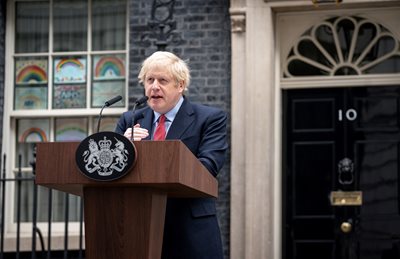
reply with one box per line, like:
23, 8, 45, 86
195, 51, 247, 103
144, 67, 184, 114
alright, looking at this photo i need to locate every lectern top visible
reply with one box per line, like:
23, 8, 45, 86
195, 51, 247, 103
35, 140, 218, 198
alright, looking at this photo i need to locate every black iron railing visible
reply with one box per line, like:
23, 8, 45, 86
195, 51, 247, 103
0, 154, 85, 259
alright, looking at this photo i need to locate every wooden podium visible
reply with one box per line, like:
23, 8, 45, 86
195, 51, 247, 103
35, 140, 217, 259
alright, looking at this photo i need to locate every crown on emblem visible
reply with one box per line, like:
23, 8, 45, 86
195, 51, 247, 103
99, 137, 112, 150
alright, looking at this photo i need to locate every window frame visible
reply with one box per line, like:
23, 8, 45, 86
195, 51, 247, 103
277, 8, 400, 89
2, 0, 130, 245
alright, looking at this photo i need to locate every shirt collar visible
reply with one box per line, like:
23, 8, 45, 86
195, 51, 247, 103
153, 96, 184, 123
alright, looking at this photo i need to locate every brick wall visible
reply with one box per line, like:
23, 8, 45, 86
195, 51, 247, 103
129, 0, 232, 257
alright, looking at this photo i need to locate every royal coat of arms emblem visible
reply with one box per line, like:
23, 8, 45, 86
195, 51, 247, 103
76, 132, 136, 181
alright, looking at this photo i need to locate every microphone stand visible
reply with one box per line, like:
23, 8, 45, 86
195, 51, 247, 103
131, 96, 149, 142
97, 95, 122, 133
131, 102, 140, 142
96, 104, 107, 133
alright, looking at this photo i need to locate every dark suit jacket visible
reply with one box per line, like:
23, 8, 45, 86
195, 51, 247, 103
115, 98, 228, 259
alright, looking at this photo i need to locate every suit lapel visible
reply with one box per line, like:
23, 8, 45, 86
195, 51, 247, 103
166, 98, 195, 140
136, 108, 154, 140
135, 99, 194, 140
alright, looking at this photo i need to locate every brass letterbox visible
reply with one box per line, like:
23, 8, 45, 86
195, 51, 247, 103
330, 191, 362, 206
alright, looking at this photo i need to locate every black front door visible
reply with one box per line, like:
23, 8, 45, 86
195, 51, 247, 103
283, 86, 400, 259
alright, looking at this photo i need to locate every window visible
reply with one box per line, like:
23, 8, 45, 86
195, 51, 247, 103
6, 0, 128, 225
284, 16, 400, 77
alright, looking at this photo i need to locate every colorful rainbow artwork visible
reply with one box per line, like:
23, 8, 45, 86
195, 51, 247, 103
19, 94, 44, 109
16, 65, 47, 84
19, 127, 48, 143
94, 56, 125, 78
56, 126, 87, 141
56, 58, 84, 72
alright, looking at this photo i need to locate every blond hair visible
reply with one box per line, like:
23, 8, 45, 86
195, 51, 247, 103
138, 51, 191, 90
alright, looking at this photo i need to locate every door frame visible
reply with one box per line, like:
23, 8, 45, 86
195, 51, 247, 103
276, 4, 400, 259
229, 1, 400, 258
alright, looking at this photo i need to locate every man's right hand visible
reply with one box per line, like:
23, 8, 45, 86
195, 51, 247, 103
123, 124, 149, 141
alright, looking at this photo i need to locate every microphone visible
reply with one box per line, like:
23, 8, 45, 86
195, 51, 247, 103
131, 96, 149, 141
134, 96, 149, 106
105, 95, 123, 107
97, 95, 123, 133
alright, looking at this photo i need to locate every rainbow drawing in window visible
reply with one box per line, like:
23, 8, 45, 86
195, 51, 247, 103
15, 87, 47, 110
54, 57, 86, 83
15, 59, 48, 84
93, 55, 125, 80
55, 118, 88, 142
18, 119, 50, 143
19, 128, 48, 142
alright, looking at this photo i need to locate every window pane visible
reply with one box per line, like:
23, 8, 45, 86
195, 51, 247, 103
14, 177, 35, 222
15, 143, 36, 168
53, 0, 87, 51
92, 0, 126, 50
54, 56, 87, 83
15, 2, 49, 53
284, 16, 400, 77
53, 84, 86, 109
15, 86, 48, 110
17, 118, 50, 143
15, 57, 48, 110
92, 54, 125, 107
14, 183, 81, 222
16, 118, 50, 167
55, 118, 88, 141
53, 56, 87, 108
92, 81, 125, 108
47, 190, 81, 222
93, 54, 126, 80
93, 116, 119, 132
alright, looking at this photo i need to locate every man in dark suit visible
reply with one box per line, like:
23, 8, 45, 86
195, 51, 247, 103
115, 51, 228, 259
